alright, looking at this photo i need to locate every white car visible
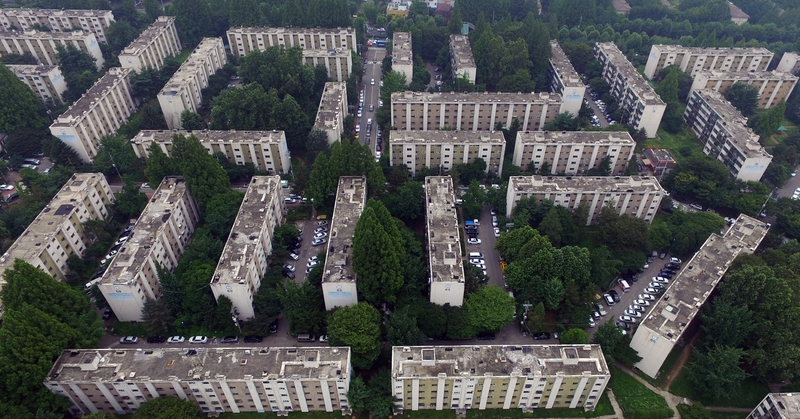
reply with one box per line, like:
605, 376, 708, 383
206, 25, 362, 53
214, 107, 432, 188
371, 78, 375, 85
494, 227, 500, 237
140, 183, 150, 189
653, 276, 669, 284
633, 299, 650, 307
467, 238, 482, 245
307, 260, 319, 268
619, 315, 636, 323
283, 264, 296, 272
0, 184, 14, 191
644, 287, 659, 295
314, 227, 328, 233
469, 258, 483, 264
314, 232, 327, 239
167, 336, 185, 343
639, 293, 656, 301
629, 304, 644, 313
189, 336, 208, 344
355, 125, 360, 132
309, 256, 319, 262
289, 253, 299, 261
670, 257, 682, 264
588, 317, 596, 327
624, 309, 643, 318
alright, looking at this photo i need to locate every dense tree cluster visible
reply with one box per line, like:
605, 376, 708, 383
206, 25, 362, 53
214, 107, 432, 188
55, 44, 100, 103
352, 199, 405, 305
306, 140, 386, 206
0, 64, 50, 134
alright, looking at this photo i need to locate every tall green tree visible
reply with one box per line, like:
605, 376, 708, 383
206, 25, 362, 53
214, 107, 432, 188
228, 0, 262, 26
141, 298, 174, 334
93, 135, 141, 175
144, 142, 179, 187
386, 307, 422, 346
686, 345, 748, 400
132, 396, 204, 419
352, 200, 404, 305
559, 328, 589, 344
724, 82, 759, 116
0, 64, 49, 133
464, 285, 516, 333
171, 134, 230, 210
115, 176, 148, 218
180, 110, 204, 130
171, 0, 212, 46
143, 0, 162, 21
328, 302, 382, 370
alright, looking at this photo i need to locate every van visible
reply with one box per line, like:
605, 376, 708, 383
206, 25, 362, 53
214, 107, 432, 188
297, 334, 316, 342
24, 158, 40, 165
618, 279, 631, 293
84, 277, 102, 291
469, 252, 483, 259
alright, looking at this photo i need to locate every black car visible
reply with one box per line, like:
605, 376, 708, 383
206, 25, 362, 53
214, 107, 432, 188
630, 274, 639, 282
283, 270, 295, 279
468, 233, 478, 239
476, 333, 496, 340
659, 272, 673, 279
221, 336, 239, 343
244, 335, 264, 343
102, 308, 112, 320
269, 319, 279, 334
465, 225, 478, 230
666, 263, 681, 269
296, 236, 303, 242
615, 321, 631, 330
608, 289, 620, 302
662, 268, 678, 274
146, 336, 167, 344
532, 332, 551, 340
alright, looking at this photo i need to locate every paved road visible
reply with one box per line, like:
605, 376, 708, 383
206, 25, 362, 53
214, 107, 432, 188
777, 167, 800, 199
357, 47, 386, 154
584, 91, 609, 128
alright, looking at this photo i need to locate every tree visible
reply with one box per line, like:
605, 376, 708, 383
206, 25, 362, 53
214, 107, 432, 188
445, 304, 475, 340
140, 101, 168, 130
171, 134, 231, 210
352, 200, 404, 305
204, 190, 244, 239
55, 44, 98, 101
448, 6, 463, 34
171, 0, 212, 46
93, 135, 141, 176
143, 0, 162, 21
180, 110, 205, 130
386, 307, 422, 346
115, 176, 148, 218
751, 99, 786, 138
543, 112, 579, 131
700, 299, 755, 348
686, 345, 748, 400
4, 127, 44, 158
105, 20, 139, 54
417, 302, 447, 338
228, 0, 262, 26
724, 82, 759, 116
346, 376, 371, 413
592, 320, 625, 357
464, 285, 516, 333
381, 180, 424, 221
141, 298, 174, 334
133, 396, 203, 419
305, 128, 330, 160
328, 303, 382, 370
0, 64, 49, 134
559, 328, 589, 344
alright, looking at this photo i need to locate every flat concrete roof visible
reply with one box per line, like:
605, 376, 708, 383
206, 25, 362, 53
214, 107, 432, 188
695, 69, 798, 82
159, 37, 221, 95
321, 177, 366, 284
425, 177, 464, 284
516, 130, 635, 147
391, 90, 563, 104
0, 8, 112, 18
132, 129, 286, 148
509, 175, 664, 194
690, 89, 772, 159
120, 16, 174, 56
7, 63, 58, 76
751, 393, 800, 418
390, 130, 505, 145
596, 42, 665, 106
449, 34, 475, 69
650, 44, 772, 56
0, 28, 93, 40
550, 40, 584, 88
314, 82, 347, 133
227, 26, 355, 36
392, 32, 412, 66
51, 67, 131, 126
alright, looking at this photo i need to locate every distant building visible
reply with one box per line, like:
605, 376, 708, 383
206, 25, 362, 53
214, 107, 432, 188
630, 214, 770, 378
425, 177, 465, 306
132, 129, 291, 175
684, 89, 772, 182
512, 131, 635, 176
313, 82, 348, 144
0, 8, 114, 43
449, 34, 476, 84
747, 393, 800, 419
50, 67, 136, 163
302, 48, 352, 82
99, 177, 200, 322
776, 52, 800, 75
435, 2, 452, 21
321, 177, 366, 311
391, 345, 610, 412
642, 148, 677, 172
644, 44, 773, 80
612, 0, 632, 14
506, 175, 664, 225
389, 130, 506, 177
392, 32, 413, 85
212, 176, 284, 320
8, 64, 67, 104
0, 29, 104, 70
548, 40, 586, 117
118, 16, 181, 72
386, 1, 411, 18
728, 1, 749, 25
689, 70, 798, 109
158, 37, 227, 129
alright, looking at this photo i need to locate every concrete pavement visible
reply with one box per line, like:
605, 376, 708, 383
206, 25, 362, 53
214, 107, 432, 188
357, 47, 386, 154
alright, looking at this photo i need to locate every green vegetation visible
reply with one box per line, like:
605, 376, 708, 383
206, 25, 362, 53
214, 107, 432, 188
608, 367, 673, 419
677, 404, 748, 419
647, 130, 703, 162
669, 369, 769, 409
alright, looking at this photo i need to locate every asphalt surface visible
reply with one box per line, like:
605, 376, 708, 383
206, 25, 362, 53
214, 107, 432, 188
584, 91, 610, 128
357, 47, 386, 154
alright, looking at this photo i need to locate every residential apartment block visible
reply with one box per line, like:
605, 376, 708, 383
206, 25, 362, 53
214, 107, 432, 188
313, 82, 348, 144
321, 176, 366, 311
211, 177, 284, 320
776, 52, 800, 75
548, 40, 586, 117
391, 91, 565, 131
50, 67, 136, 163
99, 177, 200, 322
512, 131, 635, 176
227, 27, 357, 56
392, 32, 413, 85
391, 345, 610, 412
747, 393, 800, 419
644, 44, 773, 79
131, 130, 291, 174
425, 177, 465, 307
630, 214, 769, 378
302, 48, 351, 82
386, 1, 411, 18
389, 130, 506, 177
506, 175, 664, 225
449, 34, 476, 84
158, 37, 226, 129
45, 346, 352, 417
0, 8, 114, 43
0, 29, 104, 70
595, 42, 666, 137
684, 89, 772, 182
118, 16, 181, 72
8, 64, 67, 104
0, 174, 113, 314
689, 70, 798, 109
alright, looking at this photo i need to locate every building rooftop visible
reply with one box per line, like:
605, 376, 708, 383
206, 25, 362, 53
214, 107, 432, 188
753, 393, 800, 418
392, 90, 563, 104
392, 345, 609, 379
100, 177, 189, 286
450, 34, 475, 70
695, 69, 798, 81
159, 37, 220, 96
509, 175, 664, 194
390, 130, 505, 145
549, 40, 584, 88
596, 42, 665, 106
120, 16, 175, 57
212, 176, 281, 286
387, 1, 411, 12
692, 89, 772, 159
728, 1, 749, 20
321, 177, 366, 284
45, 346, 351, 383
650, 44, 773, 56
51, 67, 131, 126
132, 129, 286, 147
516, 130, 635, 146
0, 28, 94, 40
302, 48, 349, 58
392, 32, 412, 66
425, 177, 464, 285
640, 214, 769, 343
314, 82, 347, 133
227, 26, 355, 36
643, 148, 676, 164
0, 8, 112, 18
7, 63, 58, 76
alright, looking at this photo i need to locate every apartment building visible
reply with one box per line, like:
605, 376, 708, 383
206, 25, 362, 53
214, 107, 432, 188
8, 64, 67, 104
211, 177, 284, 320
449, 34, 476, 84
158, 37, 226, 129
131, 130, 291, 174
0, 8, 114, 43
50, 67, 136, 163
386, 1, 411, 18
0, 29, 104, 70
391, 345, 610, 412
728, 1, 750, 25
595, 42, 666, 137
747, 393, 800, 419
98, 177, 200, 322
425, 177, 465, 307
313, 82, 348, 144
689, 70, 798, 109
776, 52, 800, 75
302, 48, 351, 82
321, 176, 366, 311
227, 27, 356, 56
684, 89, 773, 182
506, 175, 664, 225
389, 130, 506, 177
118, 16, 181, 72
630, 214, 769, 378
392, 32, 413, 85
644, 44, 774, 79
548, 40, 586, 117
0, 174, 113, 313
512, 131, 635, 176
45, 346, 352, 417
391, 91, 565, 132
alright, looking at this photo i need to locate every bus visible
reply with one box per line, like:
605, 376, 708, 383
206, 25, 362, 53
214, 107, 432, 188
375, 39, 387, 47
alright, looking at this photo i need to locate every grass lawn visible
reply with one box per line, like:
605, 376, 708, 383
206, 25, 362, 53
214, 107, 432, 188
677, 404, 748, 419
609, 366, 673, 419
635, 342, 683, 387
286, 204, 313, 222
645, 129, 703, 163
668, 368, 769, 409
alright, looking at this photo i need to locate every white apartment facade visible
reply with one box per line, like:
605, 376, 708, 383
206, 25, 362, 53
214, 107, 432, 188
512, 131, 635, 175
644, 44, 774, 79
118, 16, 181, 72
158, 37, 227, 130
548, 40, 586, 117
0, 8, 114, 43
8, 64, 67, 104
449, 34, 476, 84
425, 176, 465, 306
776, 52, 800, 75
392, 32, 413, 85
389, 130, 506, 177
211, 176, 284, 320
313, 82, 348, 144
302, 48, 351, 82
49, 67, 136, 163
0, 29, 104, 70
98, 177, 200, 322
227, 27, 357, 56
689, 70, 798, 109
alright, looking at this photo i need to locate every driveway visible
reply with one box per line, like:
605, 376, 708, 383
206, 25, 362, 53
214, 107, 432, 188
584, 91, 609, 128
357, 47, 386, 154
285, 217, 327, 284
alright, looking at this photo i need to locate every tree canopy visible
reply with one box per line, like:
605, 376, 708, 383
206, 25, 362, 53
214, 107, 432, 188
0, 64, 49, 134
327, 302, 382, 370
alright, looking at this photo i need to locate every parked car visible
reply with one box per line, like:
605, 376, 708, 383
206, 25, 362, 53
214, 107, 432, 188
221, 336, 239, 343
595, 304, 607, 316
189, 336, 208, 344
670, 257, 682, 264
494, 227, 501, 237
629, 304, 644, 313
120, 336, 139, 344
639, 293, 656, 301
467, 238, 482, 245
283, 270, 295, 279
283, 264, 296, 272
476, 333, 496, 340
624, 309, 643, 318
616, 321, 631, 330
532, 332, 551, 340
644, 287, 660, 295
604, 293, 616, 306
633, 299, 650, 307
312, 238, 327, 246
243, 335, 263, 343
619, 315, 636, 323
608, 290, 620, 302
289, 253, 299, 261
102, 308, 112, 319
147, 335, 167, 344
269, 319, 279, 334
167, 336, 185, 343
319, 334, 329, 342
